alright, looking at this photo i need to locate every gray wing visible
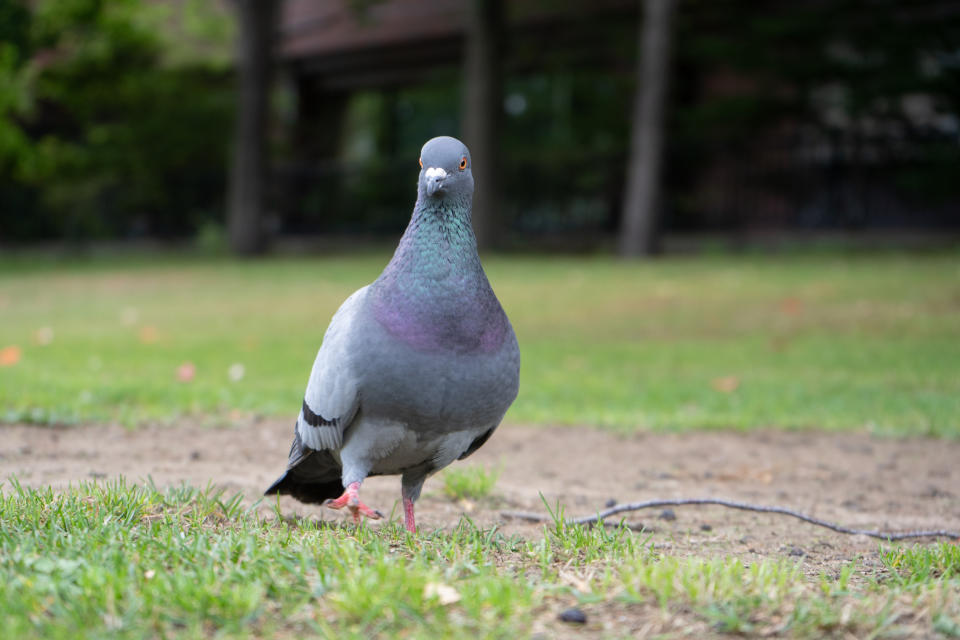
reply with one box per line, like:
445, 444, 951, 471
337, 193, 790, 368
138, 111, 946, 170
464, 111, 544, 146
295, 286, 367, 451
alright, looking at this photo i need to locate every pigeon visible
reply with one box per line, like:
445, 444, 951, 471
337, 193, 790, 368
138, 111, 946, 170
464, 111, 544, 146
265, 136, 520, 532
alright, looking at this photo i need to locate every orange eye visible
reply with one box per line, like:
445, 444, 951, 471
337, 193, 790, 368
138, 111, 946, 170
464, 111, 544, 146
419, 157, 423, 168
459, 157, 468, 170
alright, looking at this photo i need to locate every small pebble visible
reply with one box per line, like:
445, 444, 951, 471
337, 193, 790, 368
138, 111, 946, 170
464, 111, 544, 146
558, 608, 587, 624
700, 523, 712, 532
190, 450, 202, 461
604, 498, 617, 508
658, 508, 677, 521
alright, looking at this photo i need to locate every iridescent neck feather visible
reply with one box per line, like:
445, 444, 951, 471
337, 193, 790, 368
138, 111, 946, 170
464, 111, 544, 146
370, 195, 508, 354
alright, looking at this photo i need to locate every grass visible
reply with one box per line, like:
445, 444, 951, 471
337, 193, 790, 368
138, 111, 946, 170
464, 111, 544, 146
2, 249, 958, 635
1, 249, 958, 435
1, 480, 957, 639
441, 465, 501, 501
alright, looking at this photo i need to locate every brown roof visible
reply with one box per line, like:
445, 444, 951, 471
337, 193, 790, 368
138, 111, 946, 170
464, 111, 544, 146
280, 0, 465, 61
279, 0, 635, 61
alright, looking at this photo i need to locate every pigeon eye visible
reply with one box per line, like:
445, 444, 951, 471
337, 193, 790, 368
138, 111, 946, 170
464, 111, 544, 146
459, 157, 468, 170
419, 157, 423, 169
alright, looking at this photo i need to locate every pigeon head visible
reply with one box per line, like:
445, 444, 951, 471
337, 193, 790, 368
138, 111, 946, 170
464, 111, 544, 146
417, 136, 473, 201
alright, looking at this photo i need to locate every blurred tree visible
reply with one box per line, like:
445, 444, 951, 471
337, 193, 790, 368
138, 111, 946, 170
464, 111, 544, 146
0, 0, 234, 241
619, 0, 676, 257
228, 0, 278, 255
462, 0, 504, 251
669, 0, 960, 231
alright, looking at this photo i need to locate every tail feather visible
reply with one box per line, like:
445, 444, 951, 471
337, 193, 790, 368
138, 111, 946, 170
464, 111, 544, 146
265, 424, 344, 504
264, 470, 343, 504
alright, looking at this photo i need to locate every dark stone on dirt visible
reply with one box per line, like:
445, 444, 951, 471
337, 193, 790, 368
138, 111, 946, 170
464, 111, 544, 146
657, 472, 675, 480
700, 524, 712, 531
658, 508, 677, 521
605, 498, 617, 508
785, 546, 806, 557
920, 486, 952, 499
559, 608, 587, 624
190, 450, 202, 461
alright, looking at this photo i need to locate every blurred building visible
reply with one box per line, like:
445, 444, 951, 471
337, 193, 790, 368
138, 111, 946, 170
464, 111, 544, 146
275, 0, 960, 245
3, 0, 955, 245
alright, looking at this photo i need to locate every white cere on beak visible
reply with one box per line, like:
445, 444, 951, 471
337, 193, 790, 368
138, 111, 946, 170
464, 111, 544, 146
424, 167, 447, 180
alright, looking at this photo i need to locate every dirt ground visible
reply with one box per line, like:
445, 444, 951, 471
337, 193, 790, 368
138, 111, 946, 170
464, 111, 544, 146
2, 420, 958, 579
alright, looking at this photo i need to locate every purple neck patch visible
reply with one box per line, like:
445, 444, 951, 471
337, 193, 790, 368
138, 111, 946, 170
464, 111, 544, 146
372, 291, 508, 354
370, 202, 509, 354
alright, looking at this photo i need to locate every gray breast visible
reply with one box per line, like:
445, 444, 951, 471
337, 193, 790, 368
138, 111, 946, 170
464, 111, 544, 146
351, 297, 519, 433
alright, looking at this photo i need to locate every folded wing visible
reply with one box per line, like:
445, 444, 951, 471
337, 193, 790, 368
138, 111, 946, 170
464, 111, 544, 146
295, 287, 366, 451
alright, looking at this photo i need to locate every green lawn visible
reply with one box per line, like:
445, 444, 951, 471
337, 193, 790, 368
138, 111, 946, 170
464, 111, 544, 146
1, 250, 958, 434
2, 250, 959, 638
1, 480, 957, 639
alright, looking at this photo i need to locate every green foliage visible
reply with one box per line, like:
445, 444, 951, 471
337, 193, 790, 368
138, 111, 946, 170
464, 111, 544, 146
1, 251, 958, 434
881, 543, 960, 585
0, 480, 536, 639
0, 0, 234, 240
441, 465, 501, 501
671, 0, 960, 213
2, 480, 956, 638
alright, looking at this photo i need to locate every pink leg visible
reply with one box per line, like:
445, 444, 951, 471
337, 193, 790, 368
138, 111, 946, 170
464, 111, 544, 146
403, 495, 416, 533
323, 481, 383, 523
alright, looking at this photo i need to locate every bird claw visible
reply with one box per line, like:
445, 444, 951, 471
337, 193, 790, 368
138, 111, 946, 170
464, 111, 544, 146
323, 484, 382, 523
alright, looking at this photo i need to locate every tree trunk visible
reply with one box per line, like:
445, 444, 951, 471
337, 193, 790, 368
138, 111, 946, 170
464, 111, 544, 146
462, 0, 503, 251
228, 0, 278, 256
619, 0, 676, 257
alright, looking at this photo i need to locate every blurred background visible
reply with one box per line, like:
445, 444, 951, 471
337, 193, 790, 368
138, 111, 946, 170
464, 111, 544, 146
1, 0, 958, 433
2, 6, 959, 635
1, 0, 958, 255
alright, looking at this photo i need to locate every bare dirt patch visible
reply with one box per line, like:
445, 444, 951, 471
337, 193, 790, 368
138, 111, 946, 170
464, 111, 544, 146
2, 420, 958, 576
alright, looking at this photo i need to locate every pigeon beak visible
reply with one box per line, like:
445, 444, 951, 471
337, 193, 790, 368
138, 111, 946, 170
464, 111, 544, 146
424, 167, 447, 197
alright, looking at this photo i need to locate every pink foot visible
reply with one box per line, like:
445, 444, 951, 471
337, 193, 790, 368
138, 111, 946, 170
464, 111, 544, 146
323, 481, 383, 523
403, 495, 416, 533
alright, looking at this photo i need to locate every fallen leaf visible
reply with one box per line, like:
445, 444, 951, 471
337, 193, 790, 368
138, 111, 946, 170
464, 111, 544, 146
424, 582, 461, 605
120, 307, 139, 326
711, 376, 740, 393
228, 362, 245, 382
0, 345, 22, 367
177, 362, 195, 382
139, 326, 159, 344
33, 326, 54, 346
769, 335, 790, 352
558, 570, 592, 593
779, 297, 803, 315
